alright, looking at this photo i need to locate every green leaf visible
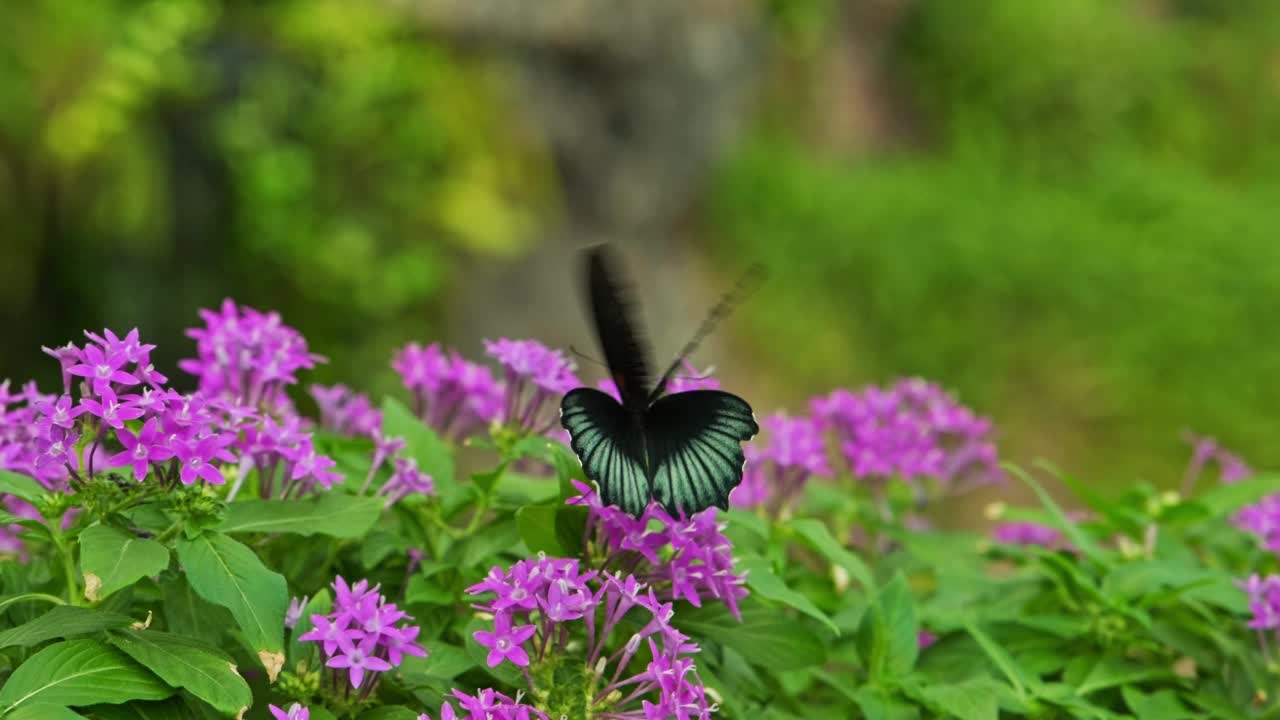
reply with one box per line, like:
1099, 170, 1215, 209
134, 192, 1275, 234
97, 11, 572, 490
788, 517, 876, 591
1007, 466, 1109, 566
515, 504, 590, 557
398, 643, 475, 684
215, 493, 384, 538
359, 708, 421, 720
1195, 473, 1280, 516
1121, 686, 1198, 720
359, 530, 402, 570
737, 555, 839, 635
381, 397, 455, 488
0, 470, 45, 504
405, 574, 455, 607
158, 575, 232, 648
175, 532, 287, 674
1075, 654, 1175, 695
673, 602, 826, 668
5, 706, 87, 720
917, 677, 1001, 720
858, 572, 918, 681
108, 629, 251, 717
0, 638, 172, 714
852, 687, 922, 720
0, 606, 133, 649
964, 622, 1033, 703
83, 698, 200, 720
79, 525, 170, 602
288, 589, 333, 667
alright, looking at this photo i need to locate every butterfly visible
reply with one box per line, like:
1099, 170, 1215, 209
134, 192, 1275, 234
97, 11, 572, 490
559, 245, 761, 518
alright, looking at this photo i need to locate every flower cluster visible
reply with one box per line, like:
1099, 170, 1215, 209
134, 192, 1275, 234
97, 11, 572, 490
992, 521, 1063, 548
419, 689, 548, 720
181, 299, 323, 412
1235, 495, 1280, 553
466, 558, 714, 719
1183, 431, 1252, 493
309, 384, 381, 439
731, 412, 831, 513
1239, 575, 1280, 630
570, 480, 748, 619
485, 339, 579, 435
299, 576, 427, 692
393, 342, 504, 440
812, 378, 1001, 489
307, 384, 429, 505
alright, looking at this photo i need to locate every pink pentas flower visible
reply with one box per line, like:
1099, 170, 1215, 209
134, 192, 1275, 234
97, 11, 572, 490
269, 704, 309, 720
107, 417, 172, 482
730, 412, 830, 513
66, 344, 139, 397
327, 633, 392, 688
811, 379, 1001, 497
473, 611, 537, 667
421, 689, 550, 720
182, 298, 323, 409
79, 388, 144, 430
570, 480, 748, 620
484, 338, 579, 434
299, 575, 427, 691
392, 342, 503, 440
175, 436, 228, 485
465, 558, 715, 719
992, 521, 1060, 547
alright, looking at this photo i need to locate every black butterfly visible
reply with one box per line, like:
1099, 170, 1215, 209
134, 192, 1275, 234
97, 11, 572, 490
559, 245, 761, 518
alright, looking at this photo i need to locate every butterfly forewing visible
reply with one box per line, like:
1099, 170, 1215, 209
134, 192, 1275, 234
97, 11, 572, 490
560, 387, 651, 517
586, 247, 653, 409
644, 390, 759, 516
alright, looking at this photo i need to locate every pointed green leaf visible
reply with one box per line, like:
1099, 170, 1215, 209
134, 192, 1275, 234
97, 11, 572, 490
738, 555, 839, 635
788, 517, 876, 592
673, 601, 826, 668
917, 676, 1002, 720
381, 397, 454, 488
0, 470, 45, 504
80, 525, 170, 602
83, 698, 199, 720
215, 493, 385, 537
0, 606, 133, 649
108, 629, 251, 717
0, 638, 172, 714
6, 705, 87, 720
158, 575, 232, 648
175, 532, 287, 670
858, 572, 918, 681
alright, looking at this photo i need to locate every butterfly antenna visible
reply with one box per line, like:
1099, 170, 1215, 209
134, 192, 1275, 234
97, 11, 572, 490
650, 264, 766, 399
568, 345, 610, 370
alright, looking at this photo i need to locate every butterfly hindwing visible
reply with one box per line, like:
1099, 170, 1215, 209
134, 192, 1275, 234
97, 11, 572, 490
644, 390, 759, 516
560, 387, 651, 517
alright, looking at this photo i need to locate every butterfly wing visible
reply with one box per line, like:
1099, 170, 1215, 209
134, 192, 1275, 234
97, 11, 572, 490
585, 245, 653, 410
560, 387, 651, 517
644, 390, 759, 516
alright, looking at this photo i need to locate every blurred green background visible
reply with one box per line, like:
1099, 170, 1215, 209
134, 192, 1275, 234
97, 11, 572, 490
3, 0, 1279, 488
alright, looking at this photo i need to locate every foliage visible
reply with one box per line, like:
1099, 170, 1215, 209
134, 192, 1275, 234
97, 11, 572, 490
713, 2, 1280, 485
1, 302, 1277, 719
0, 0, 552, 392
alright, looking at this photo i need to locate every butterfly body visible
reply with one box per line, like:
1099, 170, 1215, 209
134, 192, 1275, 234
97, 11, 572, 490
560, 246, 760, 518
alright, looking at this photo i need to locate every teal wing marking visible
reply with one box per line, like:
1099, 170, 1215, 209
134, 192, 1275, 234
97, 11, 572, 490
560, 387, 650, 517
644, 390, 759, 516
